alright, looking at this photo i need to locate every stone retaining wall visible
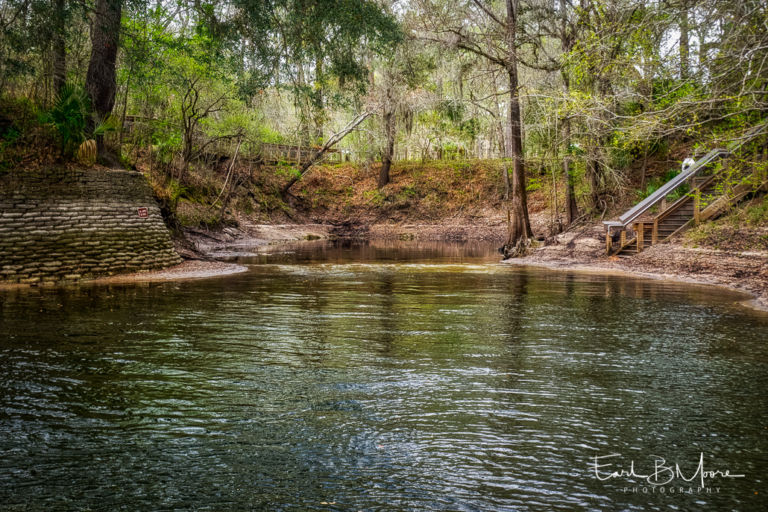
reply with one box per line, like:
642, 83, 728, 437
0, 167, 181, 284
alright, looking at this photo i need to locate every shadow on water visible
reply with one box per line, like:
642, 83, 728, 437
1, 239, 767, 511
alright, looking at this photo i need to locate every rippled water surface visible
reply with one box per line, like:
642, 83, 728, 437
1, 240, 767, 511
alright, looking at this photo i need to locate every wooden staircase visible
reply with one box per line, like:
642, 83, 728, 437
605, 123, 768, 256
613, 177, 716, 256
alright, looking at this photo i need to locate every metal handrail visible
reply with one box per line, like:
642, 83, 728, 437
604, 122, 768, 230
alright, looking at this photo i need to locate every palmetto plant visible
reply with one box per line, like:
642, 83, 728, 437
42, 84, 120, 159
44, 84, 90, 157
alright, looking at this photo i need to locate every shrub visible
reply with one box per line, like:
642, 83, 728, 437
43, 84, 90, 156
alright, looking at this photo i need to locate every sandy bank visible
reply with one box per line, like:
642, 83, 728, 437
0, 260, 247, 290
89, 260, 248, 285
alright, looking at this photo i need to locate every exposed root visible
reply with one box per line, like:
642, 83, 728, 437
500, 237, 532, 259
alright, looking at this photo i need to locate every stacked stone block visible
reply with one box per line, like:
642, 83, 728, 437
0, 167, 182, 284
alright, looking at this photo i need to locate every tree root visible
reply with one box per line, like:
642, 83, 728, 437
500, 237, 531, 259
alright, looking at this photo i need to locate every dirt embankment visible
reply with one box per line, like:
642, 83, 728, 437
169, 159, 556, 258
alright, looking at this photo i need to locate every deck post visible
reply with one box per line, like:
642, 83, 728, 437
636, 223, 644, 253
761, 146, 768, 185
652, 219, 658, 245
693, 190, 700, 225
620, 230, 626, 249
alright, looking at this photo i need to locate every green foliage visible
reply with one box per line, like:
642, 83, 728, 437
258, 126, 285, 145
438, 100, 464, 123
608, 146, 633, 170
166, 179, 189, 202
652, 79, 702, 110
176, 201, 224, 229
607, 131, 639, 170
42, 84, 90, 156
636, 168, 687, 201
4, 0, 768, 230
38, 82, 119, 159
526, 176, 543, 193
745, 197, 768, 225
274, 161, 301, 180
363, 189, 385, 206
94, 115, 119, 137
153, 125, 183, 164
219, 0, 401, 105
0, 96, 59, 169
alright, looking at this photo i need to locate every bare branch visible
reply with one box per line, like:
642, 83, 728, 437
470, 0, 504, 28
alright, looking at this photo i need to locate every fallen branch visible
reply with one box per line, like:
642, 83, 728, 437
210, 137, 242, 209
282, 111, 372, 194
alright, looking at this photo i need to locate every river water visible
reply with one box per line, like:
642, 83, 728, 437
1, 240, 766, 511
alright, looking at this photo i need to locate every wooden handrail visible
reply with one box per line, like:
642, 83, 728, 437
604, 121, 768, 231
604, 148, 724, 229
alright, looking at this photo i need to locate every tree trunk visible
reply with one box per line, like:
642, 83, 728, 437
315, 56, 324, 141
562, 115, 578, 224
558, 6, 578, 226
85, 0, 122, 158
296, 63, 312, 145
490, 73, 511, 199
379, 108, 395, 189
118, 61, 132, 152
679, 0, 689, 80
502, 115, 512, 200
504, 0, 532, 247
52, 0, 66, 96
587, 152, 601, 210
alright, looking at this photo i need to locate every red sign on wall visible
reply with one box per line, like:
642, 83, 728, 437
137, 207, 149, 218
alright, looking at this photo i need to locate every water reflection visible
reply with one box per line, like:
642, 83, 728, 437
1, 240, 767, 511
222, 238, 503, 264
